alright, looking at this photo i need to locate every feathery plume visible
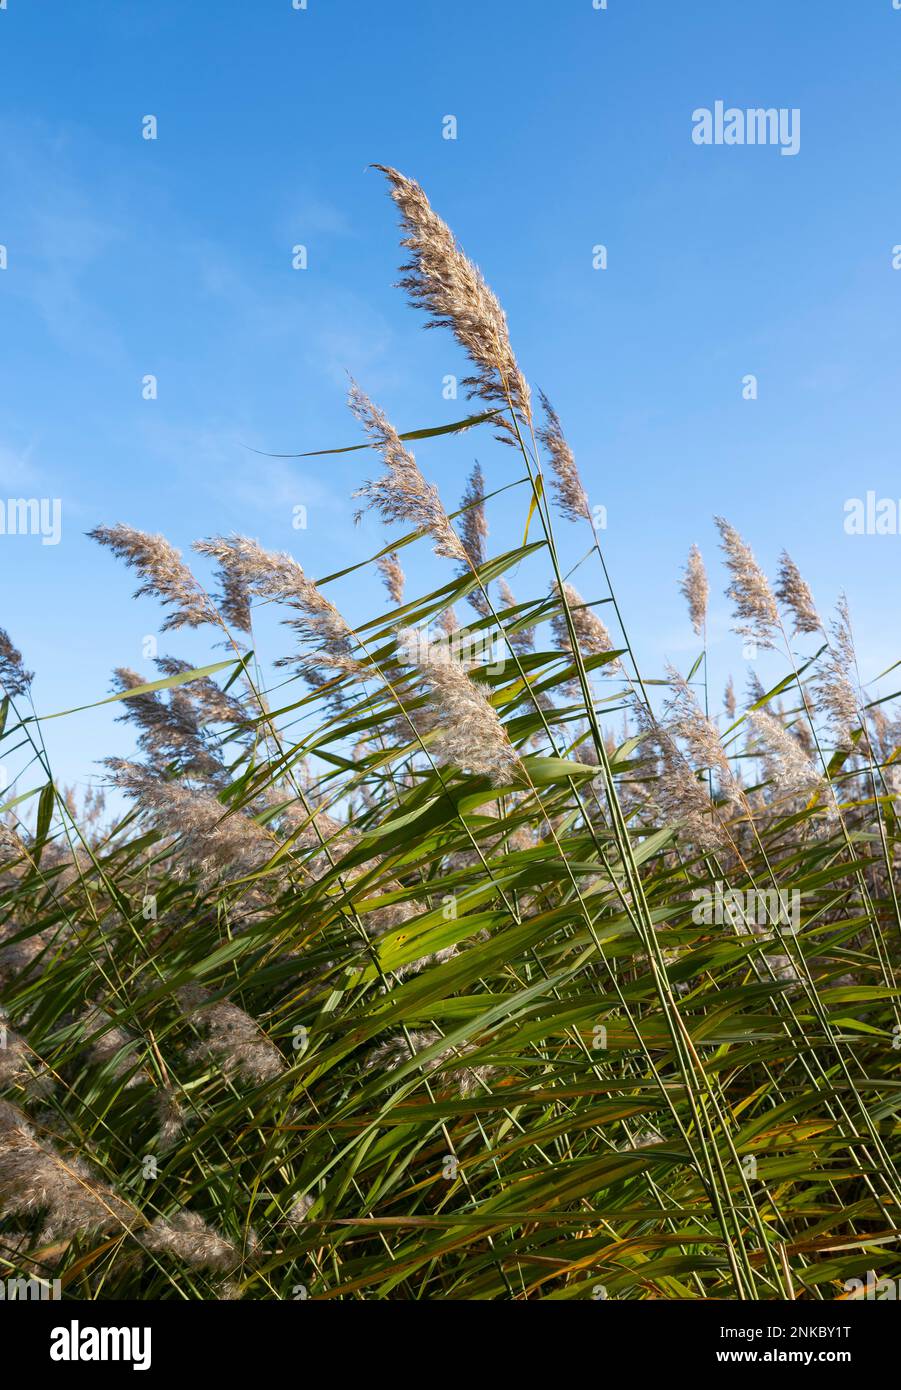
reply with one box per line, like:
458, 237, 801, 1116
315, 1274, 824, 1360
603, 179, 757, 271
551, 582, 619, 666
365, 1030, 440, 1075
869, 703, 890, 754
139, 1210, 248, 1273
153, 658, 249, 729
274, 794, 358, 862
792, 715, 815, 756
349, 383, 465, 561
651, 742, 728, 851
89, 524, 211, 631
0, 1013, 50, 1096
663, 663, 738, 798
79, 1006, 143, 1087
724, 676, 736, 721
575, 736, 599, 769
749, 709, 834, 814
0, 1100, 135, 1247
199, 542, 253, 634
630, 697, 728, 851
458, 462, 488, 569
365, 1029, 494, 1098
285, 1193, 315, 1227
458, 462, 489, 615
630, 1129, 664, 1151
0, 627, 33, 697
60, 784, 106, 840
0, 1023, 29, 1090
398, 628, 519, 784
178, 986, 285, 1084
497, 580, 517, 611
104, 759, 276, 887
680, 545, 709, 637
154, 1089, 185, 1150
537, 392, 590, 523
375, 165, 532, 432
216, 568, 252, 635
746, 670, 766, 708
814, 596, 858, 745
0, 821, 26, 863
111, 669, 221, 780
714, 518, 778, 650
776, 552, 821, 636
498, 580, 535, 655
437, 607, 459, 637
377, 551, 405, 606
194, 535, 355, 678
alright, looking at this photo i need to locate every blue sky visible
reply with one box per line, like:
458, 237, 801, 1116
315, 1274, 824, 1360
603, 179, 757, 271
1, 0, 900, 802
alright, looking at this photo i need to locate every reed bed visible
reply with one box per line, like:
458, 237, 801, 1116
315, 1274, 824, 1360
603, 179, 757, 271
1, 167, 899, 1301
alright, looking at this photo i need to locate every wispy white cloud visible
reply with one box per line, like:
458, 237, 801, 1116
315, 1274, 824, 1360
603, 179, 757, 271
0, 441, 40, 492
279, 193, 356, 242
0, 121, 128, 362
188, 236, 396, 389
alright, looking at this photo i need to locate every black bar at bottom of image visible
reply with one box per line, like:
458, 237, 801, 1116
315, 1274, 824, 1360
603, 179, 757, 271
1, 1295, 894, 1377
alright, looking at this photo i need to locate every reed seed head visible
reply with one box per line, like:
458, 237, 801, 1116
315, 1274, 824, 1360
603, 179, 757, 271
90, 524, 212, 631
715, 518, 778, 649
680, 544, 709, 637
377, 551, 406, 605
375, 165, 532, 433
105, 759, 276, 888
458, 462, 489, 615
349, 382, 466, 561
775, 551, 821, 636
814, 596, 858, 745
551, 582, 618, 665
498, 579, 535, 654
178, 985, 285, 1084
139, 1210, 245, 1272
0, 1100, 135, 1247
0, 627, 33, 697
750, 709, 834, 815
537, 392, 590, 523
398, 627, 519, 784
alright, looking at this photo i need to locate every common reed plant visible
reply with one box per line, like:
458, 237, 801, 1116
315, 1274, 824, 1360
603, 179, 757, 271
1, 167, 899, 1301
